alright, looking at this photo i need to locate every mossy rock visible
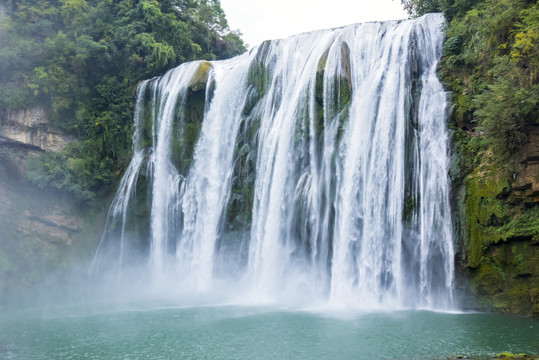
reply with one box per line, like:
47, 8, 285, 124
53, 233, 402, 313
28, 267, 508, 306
225, 114, 259, 230
494, 353, 535, 359
313, 42, 352, 143
494, 207, 539, 244
246, 40, 272, 100
468, 239, 539, 315
247, 61, 271, 101
317, 48, 329, 73
253, 40, 272, 64
188, 62, 212, 92
339, 42, 352, 97
472, 263, 504, 294
141, 85, 156, 149
169, 70, 209, 175
464, 150, 511, 267
224, 41, 276, 230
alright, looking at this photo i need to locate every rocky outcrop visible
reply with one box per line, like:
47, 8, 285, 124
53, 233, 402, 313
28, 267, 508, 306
513, 126, 539, 204
0, 143, 107, 294
0, 108, 73, 151
454, 127, 539, 317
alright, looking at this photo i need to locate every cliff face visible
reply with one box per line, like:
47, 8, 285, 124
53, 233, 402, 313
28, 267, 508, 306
453, 126, 539, 316
513, 128, 539, 203
0, 129, 106, 295
0, 108, 73, 151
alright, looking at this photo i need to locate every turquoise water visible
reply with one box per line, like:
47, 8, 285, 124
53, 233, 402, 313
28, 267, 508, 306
1, 303, 537, 359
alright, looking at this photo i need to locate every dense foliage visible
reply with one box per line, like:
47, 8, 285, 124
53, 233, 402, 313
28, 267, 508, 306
403, 0, 539, 157
0, 0, 245, 200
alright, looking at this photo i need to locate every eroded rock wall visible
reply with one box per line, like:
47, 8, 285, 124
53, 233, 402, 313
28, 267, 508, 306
513, 127, 539, 204
0, 108, 73, 151
454, 127, 539, 317
0, 142, 106, 295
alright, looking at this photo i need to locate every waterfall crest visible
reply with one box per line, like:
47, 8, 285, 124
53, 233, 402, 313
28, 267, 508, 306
91, 14, 455, 310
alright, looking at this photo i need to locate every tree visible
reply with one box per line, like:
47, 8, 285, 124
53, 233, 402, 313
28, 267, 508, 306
0, 0, 246, 201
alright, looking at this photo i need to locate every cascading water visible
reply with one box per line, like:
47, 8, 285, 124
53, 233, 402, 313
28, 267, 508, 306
91, 13, 455, 310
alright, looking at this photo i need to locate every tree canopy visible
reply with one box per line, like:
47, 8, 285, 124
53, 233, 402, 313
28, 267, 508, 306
0, 0, 245, 200
403, 0, 539, 156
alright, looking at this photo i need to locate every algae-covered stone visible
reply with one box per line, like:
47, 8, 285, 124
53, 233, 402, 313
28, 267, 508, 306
246, 41, 272, 101
225, 105, 260, 230
454, 137, 539, 316
464, 150, 511, 268
314, 42, 352, 143
169, 62, 213, 175
188, 62, 212, 92
494, 353, 533, 359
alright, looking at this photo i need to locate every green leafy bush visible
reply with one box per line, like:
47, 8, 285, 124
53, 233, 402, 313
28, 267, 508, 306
432, 0, 539, 157
1, 0, 246, 201
27, 142, 112, 201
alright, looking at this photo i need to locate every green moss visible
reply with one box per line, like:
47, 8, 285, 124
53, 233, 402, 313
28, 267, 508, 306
473, 263, 503, 295
142, 94, 155, 149
495, 207, 539, 243
169, 81, 206, 175
495, 353, 529, 359
242, 44, 272, 126
225, 119, 259, 230
464, 152, 511, 267
467, 225, 539, 315
247, 61, 271, 100
188, 62, 212, 91
242, 87, 261, 117
508, 283, 532, 314
317, 49, 329, 73
492, 292, 512, 313
313, 43, 352, 144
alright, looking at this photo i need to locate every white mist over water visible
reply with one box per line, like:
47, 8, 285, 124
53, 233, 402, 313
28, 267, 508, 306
91, 14, 455, 311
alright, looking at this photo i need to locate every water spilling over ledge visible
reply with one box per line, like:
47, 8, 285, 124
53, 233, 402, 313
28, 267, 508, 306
90, 13, 455, 310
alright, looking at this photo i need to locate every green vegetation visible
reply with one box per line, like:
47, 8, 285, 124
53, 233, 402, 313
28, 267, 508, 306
405, 0, 538, 156
404, 0, 539, 315
0, 0, 245, 200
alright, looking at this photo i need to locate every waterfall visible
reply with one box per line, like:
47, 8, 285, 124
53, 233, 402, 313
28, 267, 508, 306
91, 14, 455, 310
